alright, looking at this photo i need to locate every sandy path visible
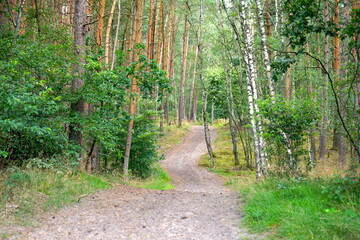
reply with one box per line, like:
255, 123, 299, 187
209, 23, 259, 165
8, 126, 257, 240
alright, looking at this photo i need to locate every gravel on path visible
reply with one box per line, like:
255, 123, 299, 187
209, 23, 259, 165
7, 125, 260, 240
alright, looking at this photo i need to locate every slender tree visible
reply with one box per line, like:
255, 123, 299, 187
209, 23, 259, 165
178, 12, 189, 126
123, 0, 144, 175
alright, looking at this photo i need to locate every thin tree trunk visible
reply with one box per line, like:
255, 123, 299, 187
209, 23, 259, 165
332, 0, 342, 151
237, 0, 268, 178
146, 0, 154, 59
165, 1, 177, 125
104, 0, 117, 66
255, 0, 275, 98
319, 1, 330, 160
202, 90, 215, 166
305, 43, 317, 164
111, 0, 121, 70
13, 0, 26, 42
123, 0, 144, 176
274, 0, 281, 33
190, 45, 199, 122
178, 14, 188, 126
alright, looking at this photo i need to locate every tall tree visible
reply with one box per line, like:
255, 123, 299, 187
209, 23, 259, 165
104, 0, 117, 66
178, 12, 189, 126
69, 0, 88, 147
319, 0, 330, 159
123, 0, 144, 175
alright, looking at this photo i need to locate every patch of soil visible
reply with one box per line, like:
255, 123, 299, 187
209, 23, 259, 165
4, 126, 261, 240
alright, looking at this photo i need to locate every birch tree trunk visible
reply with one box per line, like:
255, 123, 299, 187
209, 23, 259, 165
237, 0, 268, 178
255, 0, 275, 98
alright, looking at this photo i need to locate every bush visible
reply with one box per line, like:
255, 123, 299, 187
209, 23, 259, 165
259, 96, 319, 176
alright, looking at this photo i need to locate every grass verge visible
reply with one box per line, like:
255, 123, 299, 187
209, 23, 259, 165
127, 165, 173, 190
0, 169, 118, 227
201, 122, 360, 240
241, 176, 360, 240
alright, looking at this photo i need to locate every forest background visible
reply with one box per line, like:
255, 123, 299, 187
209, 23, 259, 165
0, 0, 359, 239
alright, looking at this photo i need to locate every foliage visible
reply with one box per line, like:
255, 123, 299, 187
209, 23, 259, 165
205, 68, 228, 119
241, 177, 360, 239
321, 173, 360, 203
283, 0, 338, 48
0, 29, 74, 168
259, 96, 319, 176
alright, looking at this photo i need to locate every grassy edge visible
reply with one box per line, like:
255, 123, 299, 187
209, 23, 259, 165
199, 122, 360, 240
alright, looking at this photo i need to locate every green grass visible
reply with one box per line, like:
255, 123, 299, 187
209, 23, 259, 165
242, 177, 360, 240
200, 121, 360, 240
130, 165, 173, 190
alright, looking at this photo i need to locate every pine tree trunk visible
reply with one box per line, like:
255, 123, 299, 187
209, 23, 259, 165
319, 1, 330, 160
178, 14, 188, 126
69, 0, 87, 148
123, 0, 144, 176
104, 0, 117, 66
111, 0, 122, 70
190, 45, 199, 122
96, 0, 106, 47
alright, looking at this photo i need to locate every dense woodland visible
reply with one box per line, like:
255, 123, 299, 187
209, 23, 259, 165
0, 0, 360, 238
0, 0, 359, 178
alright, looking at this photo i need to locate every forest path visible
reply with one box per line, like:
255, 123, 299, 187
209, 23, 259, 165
10, 125, 257, 240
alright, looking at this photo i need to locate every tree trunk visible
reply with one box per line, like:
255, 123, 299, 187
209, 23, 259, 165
202, 90, 215, 166
123, 0, 144, 176
190, 45, 199, 122
104, 0, 117, 66
165, 0, 177, 125
111, 0, 122, 70
96, 0, 106, 47
319, 1, 330, 160
237, 0, 268, 178
69, 0, 87, 148
178, 14, 188, 126
255, 0, 275, 98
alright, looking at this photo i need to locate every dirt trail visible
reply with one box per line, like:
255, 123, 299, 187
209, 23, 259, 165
8, 126, 258, 240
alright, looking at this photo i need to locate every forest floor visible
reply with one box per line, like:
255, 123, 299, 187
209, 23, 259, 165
3, 125, 260, 240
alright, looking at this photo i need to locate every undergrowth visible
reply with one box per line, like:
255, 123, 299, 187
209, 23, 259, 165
201, 122, 360, 240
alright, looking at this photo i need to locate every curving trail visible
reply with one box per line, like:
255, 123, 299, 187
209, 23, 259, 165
9, 126, 258, 240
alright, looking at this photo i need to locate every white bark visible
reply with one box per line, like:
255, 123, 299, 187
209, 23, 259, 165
255, 0, 275, 98
238, 0, 268, 178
